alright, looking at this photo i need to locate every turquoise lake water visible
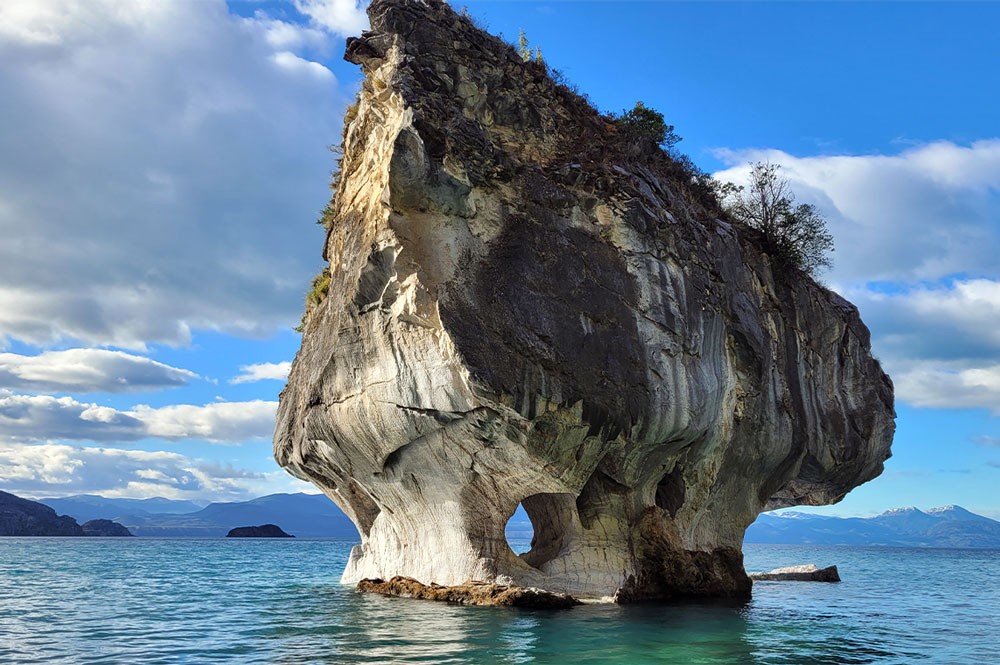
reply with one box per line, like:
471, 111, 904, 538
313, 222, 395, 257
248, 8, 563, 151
1, 539, 997, 664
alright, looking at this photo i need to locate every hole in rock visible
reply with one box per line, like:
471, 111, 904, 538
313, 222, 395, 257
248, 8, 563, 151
507, 493, 576, 569
505, 503, 534, 556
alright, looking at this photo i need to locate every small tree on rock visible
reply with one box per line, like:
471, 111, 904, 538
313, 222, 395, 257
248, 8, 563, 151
614, 101, 682, 151
721, 161, 834, 276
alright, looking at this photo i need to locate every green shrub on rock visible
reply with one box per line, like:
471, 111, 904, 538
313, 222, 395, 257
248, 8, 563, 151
613, 101, 682, 151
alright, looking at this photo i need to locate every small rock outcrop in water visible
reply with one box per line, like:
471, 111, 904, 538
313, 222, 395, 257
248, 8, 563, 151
81, 519, 134, 537
1, 490, 84, 536
358, 576, 580, 608
226, 524, 294, 538
274, 0, 895, 601
749, 564, 840, 582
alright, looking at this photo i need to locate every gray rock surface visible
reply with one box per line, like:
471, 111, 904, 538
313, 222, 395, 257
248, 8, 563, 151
274, 0, 895, 601
749, 564, 840, 582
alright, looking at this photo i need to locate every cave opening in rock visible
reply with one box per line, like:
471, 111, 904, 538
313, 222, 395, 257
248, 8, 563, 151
655, 465, 686, 518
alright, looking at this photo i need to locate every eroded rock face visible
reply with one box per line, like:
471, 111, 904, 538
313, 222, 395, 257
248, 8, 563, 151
274, 0, 895, 601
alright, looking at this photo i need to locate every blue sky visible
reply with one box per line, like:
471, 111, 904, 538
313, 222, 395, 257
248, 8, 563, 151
0, 1, 998, 518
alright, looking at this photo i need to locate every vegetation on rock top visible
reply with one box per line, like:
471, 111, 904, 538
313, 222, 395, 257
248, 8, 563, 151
294, 0, 834, 333
719, 161, 834, 277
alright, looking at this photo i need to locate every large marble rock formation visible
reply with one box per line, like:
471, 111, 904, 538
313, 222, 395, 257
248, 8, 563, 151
274, 0, 895, 601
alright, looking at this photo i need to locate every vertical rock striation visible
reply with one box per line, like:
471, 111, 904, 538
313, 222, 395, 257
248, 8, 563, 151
274, 0, 895, 601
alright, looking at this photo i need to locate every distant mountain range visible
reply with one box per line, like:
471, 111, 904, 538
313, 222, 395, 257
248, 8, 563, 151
42, 495, 207, 523
19, 492, 1000, 547
506, 504, 1000, 549
745, 505, 1000, 548
38, 493, 357, 538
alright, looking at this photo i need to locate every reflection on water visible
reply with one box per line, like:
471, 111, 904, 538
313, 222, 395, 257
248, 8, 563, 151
271, 587, 761, 665
0, 539, 997, 664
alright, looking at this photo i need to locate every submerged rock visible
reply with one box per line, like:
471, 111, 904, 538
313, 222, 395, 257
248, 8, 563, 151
81, 519, 134, 537
749, 564, 840, 582
0, 490, 84, 536
226, 524, 294, 538
358, 576, 581, 608
274, 0, 894, 601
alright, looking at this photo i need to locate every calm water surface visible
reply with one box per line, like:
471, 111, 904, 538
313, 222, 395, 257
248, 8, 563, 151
0, 539, 997, 664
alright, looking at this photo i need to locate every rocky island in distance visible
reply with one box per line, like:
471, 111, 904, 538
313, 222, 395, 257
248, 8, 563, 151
226, 524, 294, 538
81, 519, 134, 537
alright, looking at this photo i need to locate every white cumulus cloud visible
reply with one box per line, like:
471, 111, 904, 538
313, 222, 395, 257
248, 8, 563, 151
244, 10, 329, 50
843, 279, 1000, 365
133, 400, 278, 442
294, 0, 370, 38
272, 51, 335, 79
893, 363, 1000, 416
0, 442, 311, 500
230, 361, 292, 384
835, 278, 1000, 414
0, 392, 276, 443
0, 349, 197, 393
0, 0, 354, 349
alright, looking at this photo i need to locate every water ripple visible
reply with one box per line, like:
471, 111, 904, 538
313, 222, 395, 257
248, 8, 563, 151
0, 539, 997, 664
